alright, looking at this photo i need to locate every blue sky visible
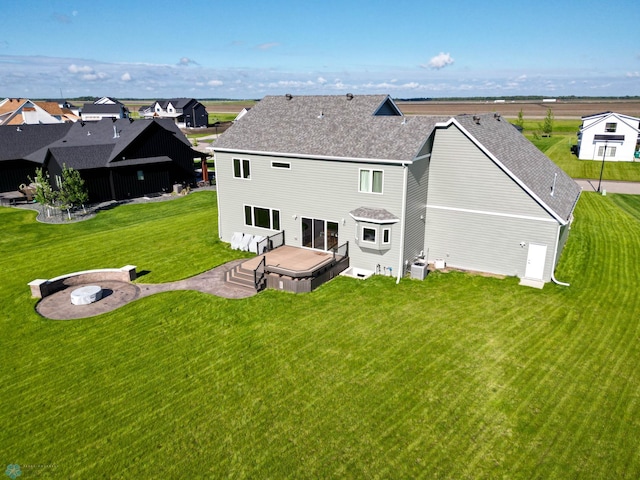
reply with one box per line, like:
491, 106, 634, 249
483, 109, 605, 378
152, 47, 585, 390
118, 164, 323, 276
1, 0, 639, 99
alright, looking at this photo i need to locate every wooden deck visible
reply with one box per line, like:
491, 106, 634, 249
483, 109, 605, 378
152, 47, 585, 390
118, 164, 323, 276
242, 245, 334, 275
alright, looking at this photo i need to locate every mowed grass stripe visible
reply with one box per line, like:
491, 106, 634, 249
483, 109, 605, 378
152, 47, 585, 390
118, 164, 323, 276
2, 191, 640, 477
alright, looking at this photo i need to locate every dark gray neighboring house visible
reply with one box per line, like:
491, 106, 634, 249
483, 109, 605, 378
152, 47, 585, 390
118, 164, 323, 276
0, 123, 72, 192
213, 94, 582, 285
0, 118, 203, 202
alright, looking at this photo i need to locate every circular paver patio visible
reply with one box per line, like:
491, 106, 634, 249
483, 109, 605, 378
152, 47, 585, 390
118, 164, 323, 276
35, 259, 256, 320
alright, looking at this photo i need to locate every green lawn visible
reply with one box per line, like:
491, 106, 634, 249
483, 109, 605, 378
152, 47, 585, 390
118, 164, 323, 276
2, 191, 640, 478
517, 119, 640, 181
208, 113, 237, 124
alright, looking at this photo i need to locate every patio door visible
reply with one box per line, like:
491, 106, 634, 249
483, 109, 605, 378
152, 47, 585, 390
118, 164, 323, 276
302, 217, 339, 251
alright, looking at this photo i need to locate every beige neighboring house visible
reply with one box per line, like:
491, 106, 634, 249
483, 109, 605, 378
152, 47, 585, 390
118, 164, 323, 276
0, 98, 76, 125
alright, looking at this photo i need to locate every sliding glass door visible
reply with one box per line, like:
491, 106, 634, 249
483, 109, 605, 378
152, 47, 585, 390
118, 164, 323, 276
302, 217, 339, 251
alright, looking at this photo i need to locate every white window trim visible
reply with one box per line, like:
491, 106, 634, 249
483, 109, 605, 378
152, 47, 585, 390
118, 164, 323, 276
358, 168, 384, 194
244, 204, 280, 230
271, 161, 291, 170
361, 226, 377, 244
233, 158, 251, 180
382, 227, 391, 245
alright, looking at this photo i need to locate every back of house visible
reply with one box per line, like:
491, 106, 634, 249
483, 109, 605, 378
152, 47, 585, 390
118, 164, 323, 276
213, 94, 581, 285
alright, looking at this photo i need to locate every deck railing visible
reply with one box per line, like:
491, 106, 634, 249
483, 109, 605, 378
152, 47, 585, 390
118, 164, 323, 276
256, 231, 285, 254
254, 256, 266, 291
332, 241, 349, 261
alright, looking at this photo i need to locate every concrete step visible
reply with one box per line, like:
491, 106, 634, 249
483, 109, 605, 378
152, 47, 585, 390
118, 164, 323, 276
519, 278, 545, 289
226, 267, 257, 289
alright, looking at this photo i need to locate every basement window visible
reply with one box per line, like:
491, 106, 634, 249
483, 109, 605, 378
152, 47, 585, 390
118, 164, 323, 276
137, 170, 144, 181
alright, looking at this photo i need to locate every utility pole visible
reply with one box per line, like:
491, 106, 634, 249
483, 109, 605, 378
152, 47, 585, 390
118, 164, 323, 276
597, 142, 607, 193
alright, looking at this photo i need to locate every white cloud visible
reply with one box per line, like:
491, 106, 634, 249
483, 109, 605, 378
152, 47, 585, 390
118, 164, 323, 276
81, 71, 108, 81
2, 53, 639, 100
422, 52, 455, 70
68, 64, 93, 74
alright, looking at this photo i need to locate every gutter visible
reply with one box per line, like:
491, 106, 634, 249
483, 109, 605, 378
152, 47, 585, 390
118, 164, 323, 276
213, 147, 411, 166
396, 163, 409, 284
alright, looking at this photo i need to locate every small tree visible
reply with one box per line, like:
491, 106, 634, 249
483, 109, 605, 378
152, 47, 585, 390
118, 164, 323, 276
29, 167, 57, 218
515, 108, 525, 130
541, 108, 554, 137
58, 164, 89, 219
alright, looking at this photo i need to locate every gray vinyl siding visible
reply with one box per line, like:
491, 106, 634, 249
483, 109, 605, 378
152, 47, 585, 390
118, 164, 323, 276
404, 158, 429, 263
424, 124, 560, 281
427, 126, 553, 219
425, 208, 559, 280
215, 151, 406, 273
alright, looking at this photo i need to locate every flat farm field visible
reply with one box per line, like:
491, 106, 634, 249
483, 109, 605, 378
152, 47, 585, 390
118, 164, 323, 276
126, 98, 640, 120
397, 99, 640, 119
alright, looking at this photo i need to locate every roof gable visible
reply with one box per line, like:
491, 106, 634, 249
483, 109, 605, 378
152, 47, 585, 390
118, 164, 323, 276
442, 114, 581, 223
580, 111, 640, 133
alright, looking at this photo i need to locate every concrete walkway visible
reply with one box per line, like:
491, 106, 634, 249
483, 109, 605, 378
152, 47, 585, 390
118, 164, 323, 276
575, 179, 640, 195
36, 259, 256, 320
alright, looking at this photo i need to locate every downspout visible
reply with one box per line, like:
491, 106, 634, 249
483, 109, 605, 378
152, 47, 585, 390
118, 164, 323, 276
396, 163, 409, 284
551, 190, 581, 287
550, 223, 569, 287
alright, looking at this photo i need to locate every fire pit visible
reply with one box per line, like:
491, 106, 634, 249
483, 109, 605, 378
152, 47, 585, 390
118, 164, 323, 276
70, 285, 103, 305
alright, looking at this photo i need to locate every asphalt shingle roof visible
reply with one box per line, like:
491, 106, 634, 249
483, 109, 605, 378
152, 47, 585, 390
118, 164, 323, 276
350, 207, 399, 223
214, 94, 446, 161
43, 118, 191, 168
453, 114, 581, 222
0, 123, 72, 162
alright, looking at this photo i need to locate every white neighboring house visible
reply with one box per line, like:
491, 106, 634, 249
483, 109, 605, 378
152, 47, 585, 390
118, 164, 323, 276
234, 108, 251, 122
139, 98, 208, 128
81, 97, 130, 122
577, 112, 640, 161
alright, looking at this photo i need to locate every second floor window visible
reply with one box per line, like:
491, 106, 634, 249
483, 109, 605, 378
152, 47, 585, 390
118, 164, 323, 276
233, 158, 251, 179
359, 169, 383, 193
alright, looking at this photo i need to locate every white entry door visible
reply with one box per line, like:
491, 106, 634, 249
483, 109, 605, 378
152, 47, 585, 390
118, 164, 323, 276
525, 243, 547, 280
